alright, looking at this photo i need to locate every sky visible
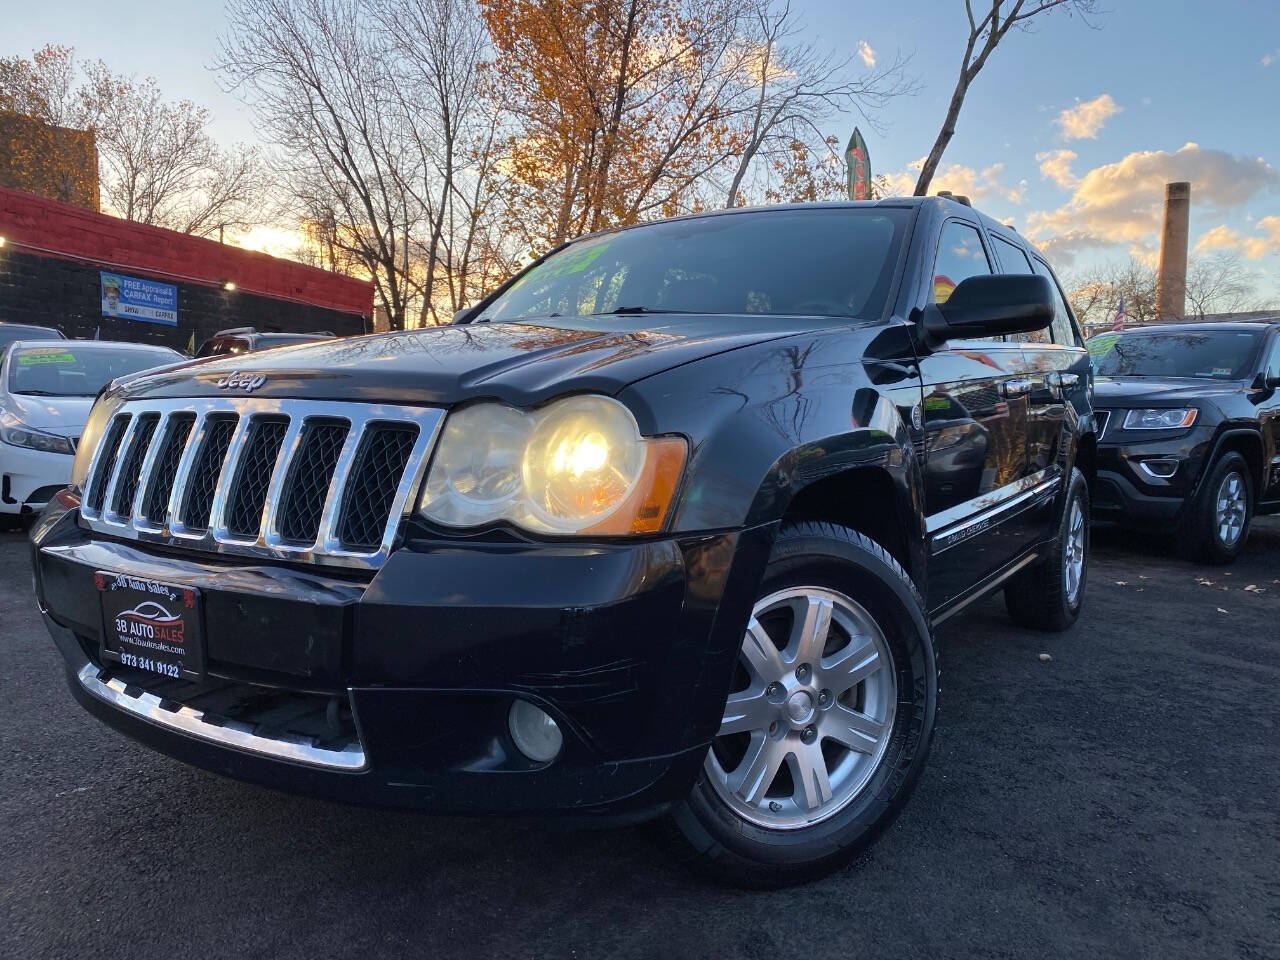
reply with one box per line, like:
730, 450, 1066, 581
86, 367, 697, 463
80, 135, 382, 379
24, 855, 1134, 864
6, 0, 1280, 295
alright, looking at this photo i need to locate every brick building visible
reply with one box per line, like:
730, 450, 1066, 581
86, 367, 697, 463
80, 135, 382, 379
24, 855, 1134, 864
0, 187, 373, 350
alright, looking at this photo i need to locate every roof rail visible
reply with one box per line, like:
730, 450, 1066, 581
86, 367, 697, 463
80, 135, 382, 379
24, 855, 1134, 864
936, 191, 972, 207
212, 326, 258, 336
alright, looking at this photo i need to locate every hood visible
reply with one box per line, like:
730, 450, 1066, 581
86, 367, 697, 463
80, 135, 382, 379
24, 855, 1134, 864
1, 392, 96, 437
118, 315, 834, 406
1092, 375, 1244, 407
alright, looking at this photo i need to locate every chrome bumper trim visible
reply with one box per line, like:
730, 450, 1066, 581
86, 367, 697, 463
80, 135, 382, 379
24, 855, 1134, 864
76, 663, 367, 772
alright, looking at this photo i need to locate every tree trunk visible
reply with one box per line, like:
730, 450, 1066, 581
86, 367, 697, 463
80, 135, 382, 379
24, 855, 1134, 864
914, 71, 970, 197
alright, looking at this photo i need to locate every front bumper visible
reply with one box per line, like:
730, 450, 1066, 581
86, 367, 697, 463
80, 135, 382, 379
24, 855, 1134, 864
1, 441, 72, 515
32, 499, 768, 821
1092, 418, 1215, 525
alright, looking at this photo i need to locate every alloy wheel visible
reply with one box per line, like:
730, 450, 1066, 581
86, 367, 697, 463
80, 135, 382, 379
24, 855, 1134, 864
705, 586, 897, 830
1063, 497, 1086, 605
1215, 470, 1247, 547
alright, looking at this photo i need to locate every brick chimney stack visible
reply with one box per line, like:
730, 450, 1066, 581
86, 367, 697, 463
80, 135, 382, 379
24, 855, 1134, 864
1156, 181, 1191, 320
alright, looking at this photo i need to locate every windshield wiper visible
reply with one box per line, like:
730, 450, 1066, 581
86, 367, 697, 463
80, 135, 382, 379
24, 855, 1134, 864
594, 306, 703, 315
474, 312, 562, 324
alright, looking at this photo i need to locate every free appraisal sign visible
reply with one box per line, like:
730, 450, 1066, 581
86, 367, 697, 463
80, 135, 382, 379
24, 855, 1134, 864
100, 271, 178, 326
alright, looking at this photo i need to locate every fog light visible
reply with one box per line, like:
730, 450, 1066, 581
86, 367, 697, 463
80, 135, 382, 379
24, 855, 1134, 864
1138, 458, 1179, 479
508, 699, 563, 763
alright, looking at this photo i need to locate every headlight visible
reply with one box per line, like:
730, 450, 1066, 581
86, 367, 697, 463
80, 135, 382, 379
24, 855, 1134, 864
69, 390, 125, 493
419, 394, 687, 535
1122, 408, 1198, 430
0, 414, 75, 455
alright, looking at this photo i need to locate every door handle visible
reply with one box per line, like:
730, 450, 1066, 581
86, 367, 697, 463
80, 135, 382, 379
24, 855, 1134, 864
1002, 378, 1032, 398
1047, 371, 1079, 391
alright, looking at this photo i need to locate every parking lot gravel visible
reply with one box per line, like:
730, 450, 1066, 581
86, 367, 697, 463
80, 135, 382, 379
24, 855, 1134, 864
2, 519, 1278, 960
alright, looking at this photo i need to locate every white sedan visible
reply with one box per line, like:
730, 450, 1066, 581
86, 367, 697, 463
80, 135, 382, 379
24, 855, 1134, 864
0, 340, 185, 526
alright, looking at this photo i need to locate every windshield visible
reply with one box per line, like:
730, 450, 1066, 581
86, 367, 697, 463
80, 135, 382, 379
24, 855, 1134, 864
0, 326, 61, 349
7, 344, 181, 396
1091, 330, 1262, 380
481, 208, 910, 323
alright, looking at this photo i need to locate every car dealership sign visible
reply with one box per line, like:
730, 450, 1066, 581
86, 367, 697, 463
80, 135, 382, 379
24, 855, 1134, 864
100, 271, 179, 326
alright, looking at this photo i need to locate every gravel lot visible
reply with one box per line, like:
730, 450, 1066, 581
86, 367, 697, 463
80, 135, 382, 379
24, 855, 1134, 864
2, 520, 1278, 960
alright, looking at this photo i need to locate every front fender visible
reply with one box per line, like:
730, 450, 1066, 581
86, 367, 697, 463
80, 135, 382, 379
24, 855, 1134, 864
620, 328, 926, 571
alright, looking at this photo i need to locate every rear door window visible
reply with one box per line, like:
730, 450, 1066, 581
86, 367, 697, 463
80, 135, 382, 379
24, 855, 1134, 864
1032, 258, 1081, 347
991, 235, 1048, 344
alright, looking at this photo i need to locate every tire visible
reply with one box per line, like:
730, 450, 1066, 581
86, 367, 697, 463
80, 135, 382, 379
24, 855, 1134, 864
1005, 467, 1089, 632
1185, 451, 1253, 565
665, 522, 938, 889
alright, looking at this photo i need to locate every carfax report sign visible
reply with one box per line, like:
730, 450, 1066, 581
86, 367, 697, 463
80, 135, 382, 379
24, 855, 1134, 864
100, 271, 179, 326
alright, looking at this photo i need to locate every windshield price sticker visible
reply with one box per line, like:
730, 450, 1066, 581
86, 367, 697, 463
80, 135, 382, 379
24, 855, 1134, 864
17, 351, 76, 365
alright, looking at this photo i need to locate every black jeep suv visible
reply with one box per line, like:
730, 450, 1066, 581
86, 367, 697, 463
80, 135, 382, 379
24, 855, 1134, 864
1090, 319, 1280, 563
31, 198, 1095, 887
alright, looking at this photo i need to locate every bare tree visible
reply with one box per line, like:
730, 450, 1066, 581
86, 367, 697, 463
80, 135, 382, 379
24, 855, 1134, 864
80, 62, 268, 235
725, 1, 913, 207
219, 0, 426, 329
0, 44, 78, 123
219, 0, 513, 327
1065, 254, 1265, 333
1, 45, 267, 235
1184, 254, 1264, 319
914, 0, 1098, 196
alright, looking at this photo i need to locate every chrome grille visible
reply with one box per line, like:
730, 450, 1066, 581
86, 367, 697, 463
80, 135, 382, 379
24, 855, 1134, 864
338, 425, 420, 550
225, 418, 288, 538
80, 398, 444, 569
182, 416, 238, 533
141, 415, 194, 524
278, 421, 350, 545
86, 415, 130, 514
109, 414, 159, 520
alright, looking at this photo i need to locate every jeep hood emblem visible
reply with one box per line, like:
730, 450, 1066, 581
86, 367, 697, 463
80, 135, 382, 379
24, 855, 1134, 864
215, 372, 267, 393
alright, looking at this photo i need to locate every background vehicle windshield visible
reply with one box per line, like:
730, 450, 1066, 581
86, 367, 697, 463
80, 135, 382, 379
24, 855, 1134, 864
481, 208, 910, 323
0, 324, 63, 350
7, 344, 181, 396
1092, 330, 1262, 380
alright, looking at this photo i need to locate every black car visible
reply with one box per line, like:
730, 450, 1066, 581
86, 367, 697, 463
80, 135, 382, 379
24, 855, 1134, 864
0, 321, 65, 351
194, 326, 336, 358
31, 198, 1095, 887
1089, 320, 1280, 563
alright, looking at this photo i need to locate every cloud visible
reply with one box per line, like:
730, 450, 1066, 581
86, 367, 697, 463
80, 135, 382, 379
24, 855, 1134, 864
880, 158, 1026, 205
1194, 225, 1271, 259
1057, 94, 1121, 140
1263, 49, 1280, 67
1025, 142, 1279, 266
856, 41, 876, 69
1259, 215, 1280, 243
1036, 149, 1079, 189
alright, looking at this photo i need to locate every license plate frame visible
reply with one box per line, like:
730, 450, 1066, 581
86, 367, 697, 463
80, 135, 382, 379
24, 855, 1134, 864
96, 571, 205, 683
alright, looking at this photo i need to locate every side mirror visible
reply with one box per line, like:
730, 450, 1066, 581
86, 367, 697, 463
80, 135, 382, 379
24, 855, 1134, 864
919, 274, 1054, 345
1252, 371, 1280, 390
451, 307, 472, 325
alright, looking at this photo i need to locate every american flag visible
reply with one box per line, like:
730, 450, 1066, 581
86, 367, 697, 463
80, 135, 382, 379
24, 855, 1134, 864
1112, 298, 1126, 332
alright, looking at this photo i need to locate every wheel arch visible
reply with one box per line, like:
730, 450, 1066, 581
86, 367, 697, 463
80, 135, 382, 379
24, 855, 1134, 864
779, 466, 923, 586
1210, 429, 1265, 501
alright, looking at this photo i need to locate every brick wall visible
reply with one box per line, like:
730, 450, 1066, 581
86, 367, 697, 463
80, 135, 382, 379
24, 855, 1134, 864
0, 248, 366, 349
0, 187, 374, 335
